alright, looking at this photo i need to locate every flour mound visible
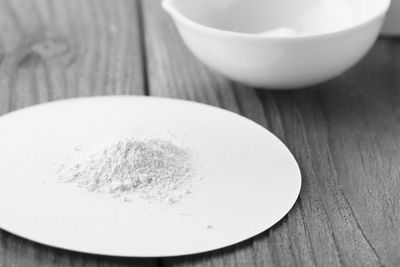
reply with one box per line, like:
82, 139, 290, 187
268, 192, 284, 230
58, 138, 194, 203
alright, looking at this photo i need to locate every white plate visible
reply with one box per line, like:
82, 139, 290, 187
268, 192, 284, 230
0, 96, 301, 257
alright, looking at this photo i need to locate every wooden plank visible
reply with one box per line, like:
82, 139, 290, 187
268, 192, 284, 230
0, 0, 154, 266
295, 40, 400, 266
142, 0, 400, 266
0, 0, 145, 115
141, 1, 302, 266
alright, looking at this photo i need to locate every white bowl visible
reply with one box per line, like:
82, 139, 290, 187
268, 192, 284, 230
162, 0, 391, 89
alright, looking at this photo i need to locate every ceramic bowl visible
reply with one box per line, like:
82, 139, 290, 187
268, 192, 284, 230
162, 0, 391, 89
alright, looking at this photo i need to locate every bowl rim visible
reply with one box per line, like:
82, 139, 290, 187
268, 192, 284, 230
162, 0, 391, 40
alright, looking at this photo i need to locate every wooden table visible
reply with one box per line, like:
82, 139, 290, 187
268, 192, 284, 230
0, 0, 399, 266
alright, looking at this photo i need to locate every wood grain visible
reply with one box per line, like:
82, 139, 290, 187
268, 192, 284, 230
143, 0, 400, 266
0, 0, 144, 116
1, 0, 400, 266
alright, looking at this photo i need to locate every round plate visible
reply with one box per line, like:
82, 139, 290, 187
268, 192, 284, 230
0, 96, 301, 257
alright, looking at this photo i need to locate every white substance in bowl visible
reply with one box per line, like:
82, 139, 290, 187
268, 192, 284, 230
169, 0, 369, 36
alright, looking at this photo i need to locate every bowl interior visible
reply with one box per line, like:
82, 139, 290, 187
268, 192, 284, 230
167, 0, 388, 35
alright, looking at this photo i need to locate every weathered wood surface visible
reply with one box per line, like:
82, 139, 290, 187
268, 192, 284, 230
1, 0, 400, 266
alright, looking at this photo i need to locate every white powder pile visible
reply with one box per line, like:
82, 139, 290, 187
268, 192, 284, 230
57, 138, 194, 204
